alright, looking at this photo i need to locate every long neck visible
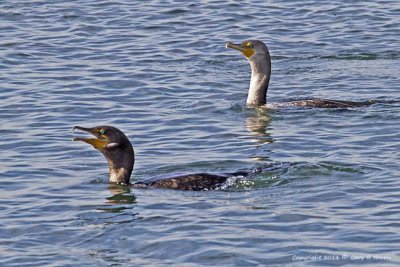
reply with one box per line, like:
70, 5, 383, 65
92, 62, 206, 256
103, 147, 134, 185
108, 163, 132, 184
247, 54, 271, 106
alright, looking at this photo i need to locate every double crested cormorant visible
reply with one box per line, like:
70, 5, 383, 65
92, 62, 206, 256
73, 126, 252, 190
226, 40, 374, 108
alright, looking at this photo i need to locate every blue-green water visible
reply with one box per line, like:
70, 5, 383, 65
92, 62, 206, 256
1, 1, 400, 266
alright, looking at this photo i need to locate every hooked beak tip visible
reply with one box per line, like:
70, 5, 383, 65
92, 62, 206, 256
225, 42, 234, 49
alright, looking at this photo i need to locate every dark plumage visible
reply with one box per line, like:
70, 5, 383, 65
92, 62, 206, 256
134, 173, 229, 191
73, 126, 250, 190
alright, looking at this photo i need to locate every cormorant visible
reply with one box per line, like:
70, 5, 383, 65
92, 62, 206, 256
73, 126, 252, 190
226, 40, 374, 108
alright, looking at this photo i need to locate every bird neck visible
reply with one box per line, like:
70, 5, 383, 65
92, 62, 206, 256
108, 164, 132, 184
247, 55, 271, 106
103, 147, 134, 185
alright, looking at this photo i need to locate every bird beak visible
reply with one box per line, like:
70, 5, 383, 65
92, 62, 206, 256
226, 42, 255, 58
226, 42, 241, 50
72, 126, 109, 149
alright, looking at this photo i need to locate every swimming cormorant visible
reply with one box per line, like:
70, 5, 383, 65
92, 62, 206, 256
73, 126, 251, 190
226, 40, 374, 108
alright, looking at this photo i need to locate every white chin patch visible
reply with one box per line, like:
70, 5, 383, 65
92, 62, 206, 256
106, 142, 120, 148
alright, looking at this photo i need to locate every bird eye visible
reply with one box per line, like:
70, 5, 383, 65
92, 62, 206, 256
99, 129, 106, 135
242, 42, 253, 48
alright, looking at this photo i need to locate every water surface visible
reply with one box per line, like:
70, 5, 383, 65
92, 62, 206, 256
1, 1, 400, 266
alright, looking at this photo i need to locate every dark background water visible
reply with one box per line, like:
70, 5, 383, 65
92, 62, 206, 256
1, 1, 399, 266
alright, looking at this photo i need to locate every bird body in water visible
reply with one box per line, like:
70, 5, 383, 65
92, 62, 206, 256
73, 126, 252, 190
226, 40, 376, 108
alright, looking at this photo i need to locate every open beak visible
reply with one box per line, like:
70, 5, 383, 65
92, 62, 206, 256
226, 42, 255, 58
73, 126, 109, 150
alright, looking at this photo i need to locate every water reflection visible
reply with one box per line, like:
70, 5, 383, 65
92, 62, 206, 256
106, 184, 136, 205
95, 184, 137, 213
245, 108, 274, 162
245, 108, 274, 145
90, 185, 140, 226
